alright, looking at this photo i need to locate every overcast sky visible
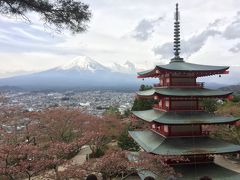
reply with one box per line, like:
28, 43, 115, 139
1, 0, 240, 74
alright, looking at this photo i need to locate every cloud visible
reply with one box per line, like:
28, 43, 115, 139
152, 10, 240, 59
152, 17, 227, 59
0, 18, 66, 54
223, 11, 240, 40
131, 16, 164, 41
153, 28, 221, 59
229, 43, 240, 53
223, 11, 240, 53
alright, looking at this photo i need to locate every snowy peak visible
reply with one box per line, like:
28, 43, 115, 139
59, 56, 109, 72
56, 56, 136, 74
124, 60, 136, 72
111, 60, 136, 74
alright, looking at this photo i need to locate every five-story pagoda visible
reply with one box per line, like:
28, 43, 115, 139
129, 3, 240, 180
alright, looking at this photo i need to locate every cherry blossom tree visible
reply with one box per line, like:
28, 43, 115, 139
0, 107, 125, 179
60, 149, 184, 180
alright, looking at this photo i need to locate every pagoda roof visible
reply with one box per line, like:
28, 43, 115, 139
136, 163, 240, 180
127, 152, 158, 180
128, 152, 240, 180
136, 87, 232, 98
174, 163, 240, 180
132, 109, 240, 125
138, 61, 229, 78
129, 130, 240, 156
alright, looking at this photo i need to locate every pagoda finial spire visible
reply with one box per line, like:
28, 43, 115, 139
171, 3, 184, 62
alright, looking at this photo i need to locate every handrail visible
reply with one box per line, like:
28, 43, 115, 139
153, 104, 205, 111
153, 82, 204, 88
171, 105, 204, 110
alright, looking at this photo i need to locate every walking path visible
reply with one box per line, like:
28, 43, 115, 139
26, 146, 92, 180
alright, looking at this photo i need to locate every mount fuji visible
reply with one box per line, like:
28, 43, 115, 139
0, 56, 239, 91
0, 56, 142, 91
57, 56, 110, 72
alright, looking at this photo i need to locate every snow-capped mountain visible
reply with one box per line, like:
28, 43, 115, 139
0, 55, 238, 91
111, 60, 136, 74
58, 56, 109, 72
0, 56, 142, 90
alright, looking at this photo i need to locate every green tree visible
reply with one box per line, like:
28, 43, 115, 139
0, 0, 91, 33
132, 84, 154, 111
118, 124, 140, 151
139, 84, 152, 91
131, 98, 154, 111
231, 95, 240, 103
123, 108, 131, 118
202, 99, 218, 113
103, 106, 121, 118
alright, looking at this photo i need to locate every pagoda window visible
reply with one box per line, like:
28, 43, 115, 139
170, 125, 201, 136
171, 100, 198, 110
172, 73, 194, 78
160, 78, 164, 86
166, 77, 170, 86
165, 100, 170, 110
164, 125, 169, 133
159, 99, 162, 109
170, 77, 196, 87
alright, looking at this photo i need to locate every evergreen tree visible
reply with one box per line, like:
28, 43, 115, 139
202, 99, 218, 113
118, 129, 140, 151
139, 84, 152, 91
103, 106, 121, 118
0, 0, 91, 33
131, 84, 154, 111
131, 98, 154, 111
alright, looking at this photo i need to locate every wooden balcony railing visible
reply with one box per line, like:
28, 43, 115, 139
153, 82, 204, 88
153, 104, 204, 111
171, 106, 205, 111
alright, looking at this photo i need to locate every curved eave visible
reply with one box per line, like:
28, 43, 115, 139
137, 68, 156, 78
174, 163, 240, 180
129, 130, 240, 156
157, 62, 229, 72
137, 62, 229, 78
132, 109, 160, 122
128, 152, 240, 180
137, 164, 240, 180
136, 88, 232, 98
132, 109, 240, 125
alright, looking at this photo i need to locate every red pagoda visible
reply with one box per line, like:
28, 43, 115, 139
129, 3, 240, 179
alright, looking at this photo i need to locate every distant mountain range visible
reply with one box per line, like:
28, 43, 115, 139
0, 56, 239, 91
199, 66, 240, 89
0, 56, 144, 91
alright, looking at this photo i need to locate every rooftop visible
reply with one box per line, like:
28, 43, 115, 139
129, 130, 240, 156
138, 62, 229, 78
128, 152, 240, 180
136, 87, 232, 97
132, 109, 240, 125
